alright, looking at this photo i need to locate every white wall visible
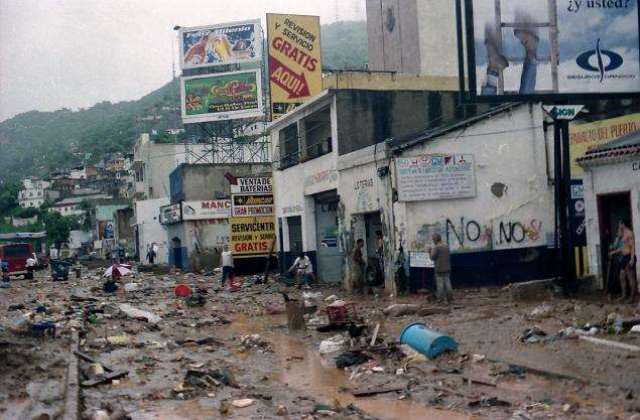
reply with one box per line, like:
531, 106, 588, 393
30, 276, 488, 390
417, 0, 459, 78
583, 159, 640, 285
135, 197, 170, 263
393, 106, 553, 255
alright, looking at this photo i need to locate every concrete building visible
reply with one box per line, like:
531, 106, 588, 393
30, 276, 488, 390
163, 163, 270, 271
270, 86, 558, 292
48, 194, 111, 217
135, 197, 170, 265
269, 81, 491, 285
366, 0, 458, 77
18, 178, 51, 208
578, 130, 640, 289
132, 133, 214, 200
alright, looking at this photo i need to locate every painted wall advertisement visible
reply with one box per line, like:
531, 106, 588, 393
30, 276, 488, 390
230, 216, 276, 257
267, 14, 322, 120
396, 154, 477, 202
179, 20, 262, 70
182, 200, 231, 220
180, 70, 264, 124
468, 0, 640, 97
232, 195, 275, 216
570, 112, 640, 177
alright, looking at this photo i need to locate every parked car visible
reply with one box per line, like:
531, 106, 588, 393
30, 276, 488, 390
0, 243, 34, 279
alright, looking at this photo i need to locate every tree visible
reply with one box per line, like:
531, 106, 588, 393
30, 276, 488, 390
43, 211, 80, 248
0, 181, 20, 215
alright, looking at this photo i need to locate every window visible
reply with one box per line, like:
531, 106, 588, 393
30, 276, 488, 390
303, 108, 332, 160
279, 123, 299, 169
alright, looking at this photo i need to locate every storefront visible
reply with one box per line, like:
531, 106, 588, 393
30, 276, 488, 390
578, 130, 640, 290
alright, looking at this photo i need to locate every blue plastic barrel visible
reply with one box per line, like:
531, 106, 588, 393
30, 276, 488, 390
400, 322, 458, 359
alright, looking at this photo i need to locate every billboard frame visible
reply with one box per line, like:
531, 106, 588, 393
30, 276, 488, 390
180, 69, 265, 124
178, 19, 263, 70
457, 0, 640, 103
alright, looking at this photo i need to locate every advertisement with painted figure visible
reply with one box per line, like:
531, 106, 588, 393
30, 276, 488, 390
181, 70, 264, 124
180, 21, 261, 70
267, 14, 322, 120
570, 112, 640, 177
468, 0, 640, 97
396, 154, 476, 202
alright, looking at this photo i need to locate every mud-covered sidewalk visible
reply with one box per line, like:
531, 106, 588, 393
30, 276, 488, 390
2, 266, 640, 419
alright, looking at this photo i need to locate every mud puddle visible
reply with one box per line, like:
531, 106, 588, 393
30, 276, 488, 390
229, 314, 470, 420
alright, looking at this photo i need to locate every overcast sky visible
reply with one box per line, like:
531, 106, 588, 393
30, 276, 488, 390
0, 0, 365, 122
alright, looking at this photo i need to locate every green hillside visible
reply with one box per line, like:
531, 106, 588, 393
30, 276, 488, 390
0, 21, 368, 183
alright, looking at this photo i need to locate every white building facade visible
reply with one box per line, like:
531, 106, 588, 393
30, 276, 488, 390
18, 179, 50, 208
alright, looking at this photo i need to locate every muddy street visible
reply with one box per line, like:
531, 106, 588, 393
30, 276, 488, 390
2, 266, 640, 419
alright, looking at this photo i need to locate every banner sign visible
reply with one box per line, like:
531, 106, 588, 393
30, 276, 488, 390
230, 216, 276, 257
396, 154, 476, 202
181, 70, 264, 124
182, 200, 231, 220
267, 14, 322, 119
570, 112, 640, 177
230, 176, 273, 194
160, 203, 181, 225
232, 195, 274, 216
464, 0, 640, 100
179, 20, 261, 70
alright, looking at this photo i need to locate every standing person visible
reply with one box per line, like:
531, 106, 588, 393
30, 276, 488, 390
146, 245, 156, 264
351, 239, 366, 294
288, 252, 313, 289
394, 246, 410, 295
612, 220, 637, 302
428, 233, 453, 304
0, 258, 9, 287
608, 227, 626, 299
50, 245, 59, 261
375, 230, 385, 285
220, 245, 234, 287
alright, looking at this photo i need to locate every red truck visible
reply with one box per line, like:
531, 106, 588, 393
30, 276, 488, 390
0, 243, 34, 279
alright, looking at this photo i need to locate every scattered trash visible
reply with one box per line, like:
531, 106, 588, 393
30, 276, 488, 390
399, 322, 458, 359
529, 303, 554, 319
630, 325, 640, 334
519, 327, 548, 344
240, 334, 272, 352
276, 405, 288, 416
319, 334, 347, 355
231, 398, 254, 408
118, 303, 161, 324
383, 303, 419, 317
579, 336, 640, 352
472, 354, 486, 363
324, 295, 338, 303
468, 397, 511, 408
123, 283, 139, 292
335, 351, 370, 368
174, 284, 192, 297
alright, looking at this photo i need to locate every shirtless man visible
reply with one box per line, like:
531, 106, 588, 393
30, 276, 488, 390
614, 220, 637, 302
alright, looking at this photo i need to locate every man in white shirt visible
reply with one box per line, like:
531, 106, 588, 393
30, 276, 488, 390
289, 252, 313, 289
220, 245, 234, 287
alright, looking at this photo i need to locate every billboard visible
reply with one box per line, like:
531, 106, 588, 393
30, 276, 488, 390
267, 14, 322, 119
179, 20, 262, 70
570, 112, 640, 177
463, 0, 640, 100
229, 216, 276, 258
396, 154, 477, 202
182, 200, 231, 220
230, 176, 273, 194
181, 70, 264, 123
232, 194, 274, 216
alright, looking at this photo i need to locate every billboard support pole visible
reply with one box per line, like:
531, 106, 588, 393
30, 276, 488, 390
560, 119, 577, 294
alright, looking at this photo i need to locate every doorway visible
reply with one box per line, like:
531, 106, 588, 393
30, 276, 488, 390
364, 211, 384, 286
597, 192, 632, 293
287, 216, 303, 255
314, 191, 342, 283
172, 237, 183, 269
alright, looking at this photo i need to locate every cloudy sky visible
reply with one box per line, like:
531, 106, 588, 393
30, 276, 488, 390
0, 0, 365, 122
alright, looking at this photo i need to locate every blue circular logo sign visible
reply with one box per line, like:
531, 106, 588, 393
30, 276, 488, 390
576, 39, 623, 82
